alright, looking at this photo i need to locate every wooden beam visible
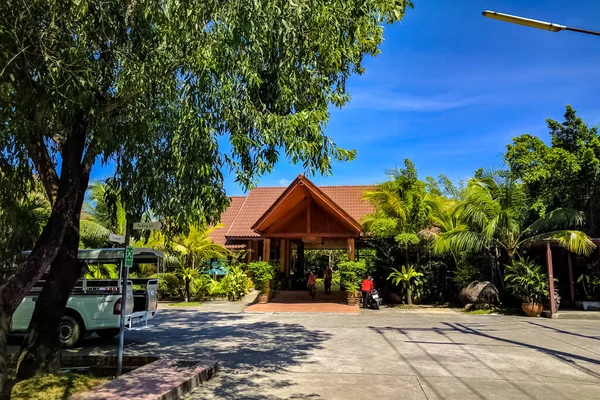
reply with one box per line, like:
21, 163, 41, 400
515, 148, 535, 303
348, 237, 355, 261
546, 241, 557, 315
306, 195, 312, 234
568, 252, 575, 306
264, 232, 357, 238
263, 238, 271, 263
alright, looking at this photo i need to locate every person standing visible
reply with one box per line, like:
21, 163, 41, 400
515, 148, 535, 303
307, 271, 318, 301
361, 275, 374, 309
323, 266, 333, 295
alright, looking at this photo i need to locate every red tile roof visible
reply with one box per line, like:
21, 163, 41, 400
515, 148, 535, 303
209, 179, 376, 245
210, 196, 246, 246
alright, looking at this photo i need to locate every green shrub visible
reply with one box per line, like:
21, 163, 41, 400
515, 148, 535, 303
248, 261, 276, 292
220, 265, 252, 299
157, 272, 181, 300
454, 261, 482, 290
191, 274, 212, 300
505, 257, 552, 304
332, 269, 341, 286
338, 260, 367, 293
208, 278, 225, 297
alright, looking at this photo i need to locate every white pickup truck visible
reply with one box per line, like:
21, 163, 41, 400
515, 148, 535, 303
11, 248, 162, 347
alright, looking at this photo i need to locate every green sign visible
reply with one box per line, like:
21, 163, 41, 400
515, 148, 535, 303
125, 246, 134, 268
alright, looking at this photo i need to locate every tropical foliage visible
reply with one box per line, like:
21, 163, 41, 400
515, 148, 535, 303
361, 106, 597, 306
0, 182, 50, 264
504, 258, 551, 304
506, 106, 600, 236
338, 260, 368, 293
387, 265, 424, 305
248, 262, 277, 292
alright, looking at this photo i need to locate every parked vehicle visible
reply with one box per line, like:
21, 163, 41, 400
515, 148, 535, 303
365, 289, 383, 310
10, 248, 163, 347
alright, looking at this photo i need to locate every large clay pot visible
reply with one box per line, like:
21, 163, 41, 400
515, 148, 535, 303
346, 291, 360, 306
522, 302, 543, 317
258, 293, 269, 304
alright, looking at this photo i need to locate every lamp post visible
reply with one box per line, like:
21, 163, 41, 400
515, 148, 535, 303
482, 10, 600, 36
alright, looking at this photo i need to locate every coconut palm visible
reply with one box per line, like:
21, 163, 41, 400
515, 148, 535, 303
434, 173, 595, 287
147, 224, 230, 302
80, 181, 126, 247
387, 265, 424, 305
0, 182, 51, 263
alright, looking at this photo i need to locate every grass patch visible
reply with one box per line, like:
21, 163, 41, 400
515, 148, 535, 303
463, 307, 522, 316
11, 372, 108, 400
168, 301, 203, 307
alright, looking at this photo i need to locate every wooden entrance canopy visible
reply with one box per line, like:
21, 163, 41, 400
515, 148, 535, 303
252, 175, 363, 240
208, 174, 375, 278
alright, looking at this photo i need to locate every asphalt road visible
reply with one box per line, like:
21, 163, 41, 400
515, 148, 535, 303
9, 301, 600, 399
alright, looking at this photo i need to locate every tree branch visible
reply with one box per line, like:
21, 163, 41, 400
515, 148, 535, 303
26, 136, 59, 206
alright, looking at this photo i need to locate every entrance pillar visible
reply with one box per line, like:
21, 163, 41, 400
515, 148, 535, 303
348, 237, 355, 261
279, 239, 287, 273
263, 238, 271, 263
546, 241, 556, 316
567, 252, 575, 306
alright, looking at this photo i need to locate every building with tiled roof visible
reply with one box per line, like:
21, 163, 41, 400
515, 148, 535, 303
208, 174, 375, 279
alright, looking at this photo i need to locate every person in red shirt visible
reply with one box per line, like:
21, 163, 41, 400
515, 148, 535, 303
361, 275, 374, 308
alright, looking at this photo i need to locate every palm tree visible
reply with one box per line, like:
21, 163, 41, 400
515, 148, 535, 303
0, 182, 51, 263
176, 265, 201, 302
363, 164, 427, 264
80, 181, 126, 247
434, 173, 595, 287
147, 224, 230, 302
387, 265, 424, 305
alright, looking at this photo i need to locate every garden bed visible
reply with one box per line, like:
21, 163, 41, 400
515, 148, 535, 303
10, 371, 110, 400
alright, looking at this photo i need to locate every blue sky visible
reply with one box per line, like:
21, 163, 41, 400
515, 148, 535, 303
92, 0, 600, 196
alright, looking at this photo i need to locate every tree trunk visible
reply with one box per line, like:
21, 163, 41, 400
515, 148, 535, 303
406, 284, 413, 305
185, 279, 190, 303
17, 162, 91, 379
0, 131, 87, 394
0, 314, 14, 400
494, 246, 505, 293
16, 224, 86, 378
0, 179, 81, 395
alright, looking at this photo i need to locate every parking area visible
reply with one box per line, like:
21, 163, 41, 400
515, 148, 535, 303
9, 302, 600, 399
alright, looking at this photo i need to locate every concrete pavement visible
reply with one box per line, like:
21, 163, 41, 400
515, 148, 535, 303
10, 302, 600, 399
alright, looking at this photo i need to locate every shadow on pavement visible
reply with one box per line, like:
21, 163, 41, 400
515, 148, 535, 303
66, 309, 331, 399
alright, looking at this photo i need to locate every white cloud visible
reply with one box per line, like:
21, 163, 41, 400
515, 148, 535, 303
279, 178, 291, 186
346, 90, 480, 112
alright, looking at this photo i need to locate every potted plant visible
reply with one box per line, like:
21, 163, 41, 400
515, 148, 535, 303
338, 260, 367, 306
387, 265, 424, 305
505, 258, 553, 317
248, 261, 276, 304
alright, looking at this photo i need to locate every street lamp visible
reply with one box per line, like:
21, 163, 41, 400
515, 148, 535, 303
482, 10, 600, 36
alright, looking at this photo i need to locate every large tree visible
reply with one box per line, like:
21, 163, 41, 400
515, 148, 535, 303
363, 159, 429, 265
505, 105, 600, 236
0, 0, 414, 389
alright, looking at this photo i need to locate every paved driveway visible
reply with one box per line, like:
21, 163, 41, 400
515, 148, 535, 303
20, 302, 599, 399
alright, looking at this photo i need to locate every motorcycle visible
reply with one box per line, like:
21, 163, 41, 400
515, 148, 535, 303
366, 289, 382, 309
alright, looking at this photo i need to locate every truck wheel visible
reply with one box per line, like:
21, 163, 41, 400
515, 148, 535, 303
59, 315, 82, 348
96, 329, 120, 340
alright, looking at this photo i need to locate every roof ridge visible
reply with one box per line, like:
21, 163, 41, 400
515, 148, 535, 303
250, 184, 375, 190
